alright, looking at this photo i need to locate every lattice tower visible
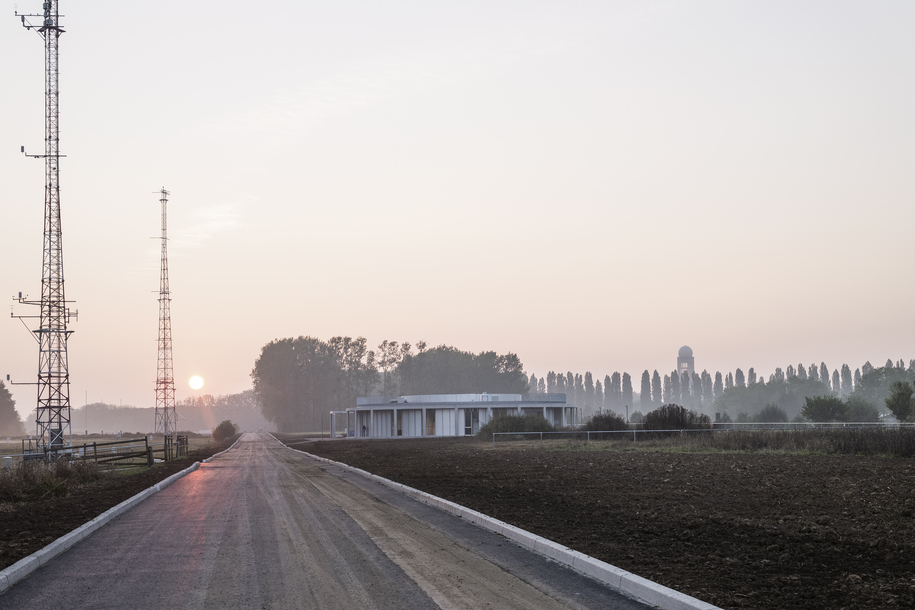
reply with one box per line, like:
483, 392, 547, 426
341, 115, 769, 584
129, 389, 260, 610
154, 188, 177, 437
16, 0, 73, 453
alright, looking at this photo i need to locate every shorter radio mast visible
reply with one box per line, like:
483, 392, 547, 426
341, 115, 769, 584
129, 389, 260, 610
154, 188, 177, 438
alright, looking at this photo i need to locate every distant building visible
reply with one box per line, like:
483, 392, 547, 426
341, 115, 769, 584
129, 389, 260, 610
331, 393, 576, 439
677, 346, 695, 378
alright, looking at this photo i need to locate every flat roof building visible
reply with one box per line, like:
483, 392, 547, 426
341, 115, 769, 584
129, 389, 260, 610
331, 393, 575, 439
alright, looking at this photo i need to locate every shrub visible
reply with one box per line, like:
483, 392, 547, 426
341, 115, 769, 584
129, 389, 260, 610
475, 414, 554, 439
755, 404, 788, 423
583, 412, 627, 431
644, 404, 711, 430
885, 381, 914, 422
846, 395, 880, 422
212, 420, 238, 443
801, 396, 848, 422
629, 410, 644, 424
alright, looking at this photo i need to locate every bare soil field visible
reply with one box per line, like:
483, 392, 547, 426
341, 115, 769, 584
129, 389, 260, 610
0, 436, 238, 571
289, 436, 915, 610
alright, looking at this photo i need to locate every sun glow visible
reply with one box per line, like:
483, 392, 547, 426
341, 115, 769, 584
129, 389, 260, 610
189, 376, 204, 390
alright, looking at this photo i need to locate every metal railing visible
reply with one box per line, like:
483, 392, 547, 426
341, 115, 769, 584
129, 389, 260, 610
490, 422, 915, 448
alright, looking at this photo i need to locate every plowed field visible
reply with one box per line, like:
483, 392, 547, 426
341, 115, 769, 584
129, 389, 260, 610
293, 436, 915, 610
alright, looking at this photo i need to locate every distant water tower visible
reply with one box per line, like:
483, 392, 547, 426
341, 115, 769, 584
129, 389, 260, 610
678, 346, 695, 378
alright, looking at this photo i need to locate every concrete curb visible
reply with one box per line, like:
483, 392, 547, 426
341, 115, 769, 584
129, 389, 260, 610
202, 434, 244, 464
276, 437, 720, 610
0, 459, 202, 595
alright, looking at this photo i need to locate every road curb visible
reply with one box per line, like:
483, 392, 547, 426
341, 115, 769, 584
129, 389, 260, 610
0, 459, 202, 595
278, 438, 720, 610
202, 434, 244, 464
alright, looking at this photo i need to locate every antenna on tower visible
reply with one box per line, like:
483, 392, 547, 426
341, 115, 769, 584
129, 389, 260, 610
154, 188, 177, 441
12, 0, 76, 456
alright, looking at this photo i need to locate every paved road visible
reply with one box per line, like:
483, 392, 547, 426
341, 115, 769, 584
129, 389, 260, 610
0, 433, 649, 609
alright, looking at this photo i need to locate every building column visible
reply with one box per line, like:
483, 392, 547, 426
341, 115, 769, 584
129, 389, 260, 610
422, 408, 426, 436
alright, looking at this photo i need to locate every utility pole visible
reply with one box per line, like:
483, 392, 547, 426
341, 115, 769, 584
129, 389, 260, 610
13, 0, 76, 455
154, 188, 177, 439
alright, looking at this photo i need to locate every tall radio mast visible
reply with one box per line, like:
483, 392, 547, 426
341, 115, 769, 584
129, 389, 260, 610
154, 188, 177, 438
14, 0, 75, 454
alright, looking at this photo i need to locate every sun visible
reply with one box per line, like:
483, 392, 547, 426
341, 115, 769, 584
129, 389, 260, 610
189, 376, 204, 390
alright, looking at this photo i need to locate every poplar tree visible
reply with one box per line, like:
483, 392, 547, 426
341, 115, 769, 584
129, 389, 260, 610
820, 363, 830, 390
670, 370, 680, 404
747, 368, 756, 385
640, 371, 652, 410
832, 370, 840, 395
651, 370, 662, 407
595, 380, 603, 409
622, 373, 633, 408
797, 364, 807, 381
681, 371, 691, 405
663, 374, 672, 404
809, 363, 819, 382
725, 372, 733, 390
840, 364, 853, 395
693, 372, 703, 408
610, 372, 622, 408
584, 372, 595, 407
713, 372, 723, 398
735, 368, 746, 388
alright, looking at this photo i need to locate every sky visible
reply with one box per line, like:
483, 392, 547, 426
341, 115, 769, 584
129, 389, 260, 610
2, 1, 914, 420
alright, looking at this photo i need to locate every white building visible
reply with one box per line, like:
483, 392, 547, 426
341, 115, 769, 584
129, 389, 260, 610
331, 393, 575, 439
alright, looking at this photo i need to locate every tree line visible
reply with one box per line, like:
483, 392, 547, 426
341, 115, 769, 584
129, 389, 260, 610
251, 336, 528, 432
531, 358, 915, 421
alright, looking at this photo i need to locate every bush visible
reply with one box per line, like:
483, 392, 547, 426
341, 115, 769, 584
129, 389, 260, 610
846, 395, 880, 422
802, 396, 848, 422
644, 404, 711, 430
885, 381, 914, 422
755, 404, 788, 423
629, 410, 644, 424
583, 412, 627, 431
212, 420, 238, 443
475, 414, 554, 439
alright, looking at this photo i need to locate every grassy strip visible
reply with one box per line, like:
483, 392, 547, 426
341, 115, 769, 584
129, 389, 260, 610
0, 460, 108, 503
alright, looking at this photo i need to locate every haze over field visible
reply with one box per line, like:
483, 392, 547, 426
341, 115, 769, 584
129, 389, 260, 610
2, 1, 914, 420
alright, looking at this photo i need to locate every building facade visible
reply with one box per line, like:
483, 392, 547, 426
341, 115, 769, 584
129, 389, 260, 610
331, 393, 575, 439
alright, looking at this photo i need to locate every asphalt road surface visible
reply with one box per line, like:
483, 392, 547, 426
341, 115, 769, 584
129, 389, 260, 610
0, 433, 649, 609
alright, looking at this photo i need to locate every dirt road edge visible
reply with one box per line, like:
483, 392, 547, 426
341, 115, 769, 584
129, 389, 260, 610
278, 437, 721, 610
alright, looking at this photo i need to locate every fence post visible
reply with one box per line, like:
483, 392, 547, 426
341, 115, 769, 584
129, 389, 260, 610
540, 432, 543, 446
587, 431, 590, 446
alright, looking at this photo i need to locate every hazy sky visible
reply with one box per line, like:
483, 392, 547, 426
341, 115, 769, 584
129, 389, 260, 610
2, 1, 914, 418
